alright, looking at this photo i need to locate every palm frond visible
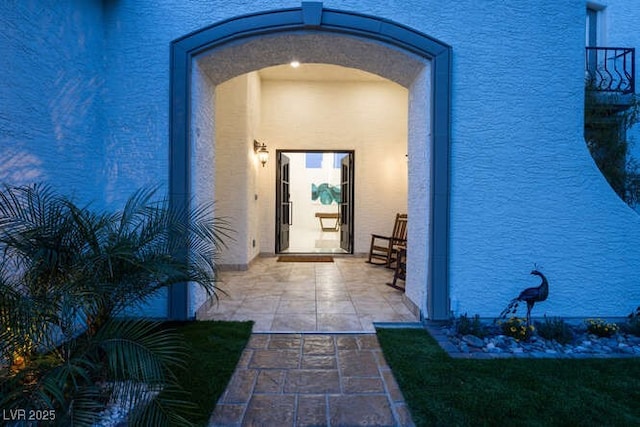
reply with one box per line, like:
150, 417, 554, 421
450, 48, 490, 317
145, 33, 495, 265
95, 320, 188, 381
0, 184, 233, 425
128, 383, 197, 427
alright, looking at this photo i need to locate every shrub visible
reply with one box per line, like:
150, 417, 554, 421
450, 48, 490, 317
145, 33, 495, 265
455, 313, 488, 338
498, 317, 535, 342
621, 306, 640, 336
584, 86, 640, 207
0, 184, 231, 425
585, 318, 619, 338
534, 316, 574, 345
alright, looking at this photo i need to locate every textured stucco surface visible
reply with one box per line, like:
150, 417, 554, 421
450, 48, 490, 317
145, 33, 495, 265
189, 62, 218, 316
1, 0, 105, 204
197, 33, 425, 88
3, 0, 640, 319
406, 66, 431, 316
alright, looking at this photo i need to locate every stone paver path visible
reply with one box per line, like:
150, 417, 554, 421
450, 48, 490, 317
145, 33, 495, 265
209, 333, 415, 426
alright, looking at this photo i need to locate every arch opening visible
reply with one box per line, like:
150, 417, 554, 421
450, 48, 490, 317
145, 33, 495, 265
169, 3, 451, 322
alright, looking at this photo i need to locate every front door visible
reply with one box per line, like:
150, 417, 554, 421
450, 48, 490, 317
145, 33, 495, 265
340, 153, 354, 252
276, 153, 291, 252
275, 151, 354, 254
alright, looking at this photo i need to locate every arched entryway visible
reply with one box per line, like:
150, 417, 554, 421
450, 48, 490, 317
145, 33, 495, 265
168, 2, 451, 322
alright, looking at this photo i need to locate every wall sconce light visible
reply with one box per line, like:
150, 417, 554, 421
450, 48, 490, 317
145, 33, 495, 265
254, 140, 269, 167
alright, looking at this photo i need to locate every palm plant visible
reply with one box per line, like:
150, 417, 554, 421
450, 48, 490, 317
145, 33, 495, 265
0, 184, 231, 425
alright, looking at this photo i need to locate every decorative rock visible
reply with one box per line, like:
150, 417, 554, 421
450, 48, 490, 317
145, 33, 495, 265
440, 322, 640, 358
462, 334, 485, 348
604, 338, 618, 348
91, 382, 160, 427
620, 346, 635, 354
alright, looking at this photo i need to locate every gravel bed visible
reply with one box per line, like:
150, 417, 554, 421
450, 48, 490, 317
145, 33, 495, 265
91, 381, 161, 427
440, 323, 640, 358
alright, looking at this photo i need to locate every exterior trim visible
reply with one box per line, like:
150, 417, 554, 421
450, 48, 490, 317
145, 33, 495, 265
169, 2, 451, 320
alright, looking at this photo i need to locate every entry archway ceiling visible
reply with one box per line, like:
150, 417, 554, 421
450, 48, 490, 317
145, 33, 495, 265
195, 32, 428, 88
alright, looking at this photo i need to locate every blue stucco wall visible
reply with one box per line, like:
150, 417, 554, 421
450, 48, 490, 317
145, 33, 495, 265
2, 0, 639, 319
1, 0, 105, 206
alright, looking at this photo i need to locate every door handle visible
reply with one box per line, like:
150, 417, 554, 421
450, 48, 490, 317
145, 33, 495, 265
288, 200, 293, 225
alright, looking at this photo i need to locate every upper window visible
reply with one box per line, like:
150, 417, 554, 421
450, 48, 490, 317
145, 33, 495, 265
586, 4, 606, 47
586, 7, 598, 46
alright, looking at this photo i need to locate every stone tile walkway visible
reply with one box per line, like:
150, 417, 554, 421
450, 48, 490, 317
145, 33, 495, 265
209, 333, 415, 426
197, 256, 418, 333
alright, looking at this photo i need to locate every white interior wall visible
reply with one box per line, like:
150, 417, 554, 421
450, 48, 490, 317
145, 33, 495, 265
247, 72, 262, 260
214, 74, 259, 268
212, 72, 411, 263
258, 78, 409, 255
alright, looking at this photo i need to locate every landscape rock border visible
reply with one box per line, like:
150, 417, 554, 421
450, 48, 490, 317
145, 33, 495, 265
424, 321, 640, 359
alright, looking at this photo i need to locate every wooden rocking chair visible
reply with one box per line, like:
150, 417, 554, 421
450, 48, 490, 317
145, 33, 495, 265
367, 213, 408, 268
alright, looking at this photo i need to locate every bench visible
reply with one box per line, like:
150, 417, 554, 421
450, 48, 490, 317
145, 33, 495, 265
315, 212, 340, 231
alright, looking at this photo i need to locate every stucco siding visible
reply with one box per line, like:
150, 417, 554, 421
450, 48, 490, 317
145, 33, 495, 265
3, 0, 640, 319
406, 66, 431, 317
190, 62, 218, 317
1, 0, 105, 205
425, 0, 640, 317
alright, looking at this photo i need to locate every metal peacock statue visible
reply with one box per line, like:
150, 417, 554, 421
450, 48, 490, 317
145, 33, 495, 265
499, 268, 549, 326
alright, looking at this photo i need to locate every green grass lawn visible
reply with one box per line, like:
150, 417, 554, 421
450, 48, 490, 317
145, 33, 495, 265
169, 320, 253, 426
376, 328, 640, 427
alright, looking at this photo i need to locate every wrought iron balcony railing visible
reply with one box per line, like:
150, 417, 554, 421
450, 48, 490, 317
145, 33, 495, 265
585, 47, 635, 94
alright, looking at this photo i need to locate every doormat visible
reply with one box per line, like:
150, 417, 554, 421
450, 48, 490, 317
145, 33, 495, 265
277, 256, 334, 263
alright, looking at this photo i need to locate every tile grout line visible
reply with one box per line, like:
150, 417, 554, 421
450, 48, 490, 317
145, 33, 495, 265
229, 345, 254, 426
298, 334, 304, 427
314, 264, 319, 332
329, 334, 342, 427
242, 348, 261, 426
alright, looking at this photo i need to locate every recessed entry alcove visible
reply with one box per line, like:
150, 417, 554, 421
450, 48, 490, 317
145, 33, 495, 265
169, 4, 451, 321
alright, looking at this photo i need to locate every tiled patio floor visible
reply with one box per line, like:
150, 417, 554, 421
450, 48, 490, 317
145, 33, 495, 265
196, 256, 418, 332
208, 333, 415, 426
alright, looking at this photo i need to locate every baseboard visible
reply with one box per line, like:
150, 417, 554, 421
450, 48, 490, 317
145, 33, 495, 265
217, 263, 249, 271
402, 293, 421, 319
